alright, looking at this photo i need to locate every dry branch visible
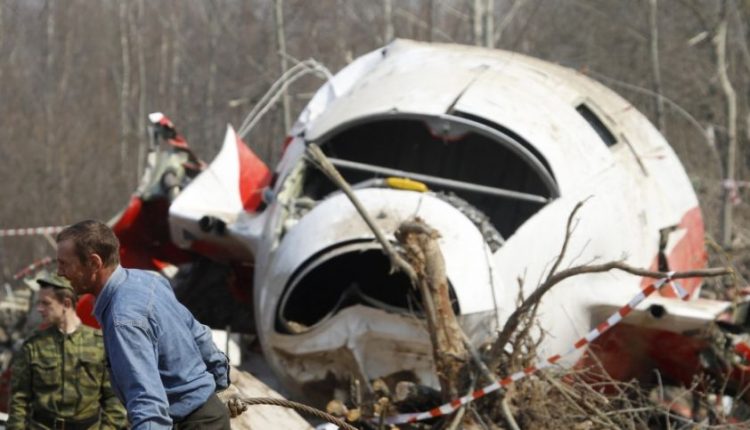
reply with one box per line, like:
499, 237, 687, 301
489, 256, 732, 373
305, 143, 417, 283
488, 200, 733, 371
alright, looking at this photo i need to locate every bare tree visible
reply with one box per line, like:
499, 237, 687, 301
383, 0, 394, 42
275, 0, 291, 133
118, 1, 131, 170
426, 0, 434, 42
204, 0, 220, 151
168, 8, 181, 118
473, 0, 483, 46
0, 2, 5, 83
715, 1, 738, 247
158, 20, 169, 100
484, 0, 494, 48
44, 0, 55, 173
649, 0, 667, 133
494, 0, 526, 46
131, 0, 147, 182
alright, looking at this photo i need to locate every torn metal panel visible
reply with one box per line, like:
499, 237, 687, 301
270, 305, 497, 402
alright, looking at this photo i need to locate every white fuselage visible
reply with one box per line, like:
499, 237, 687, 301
168, 40, 706, 399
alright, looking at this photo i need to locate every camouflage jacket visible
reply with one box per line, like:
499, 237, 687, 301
7, 324, 127, 430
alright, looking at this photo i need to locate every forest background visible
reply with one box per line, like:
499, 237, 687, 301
0, 0, 749, 286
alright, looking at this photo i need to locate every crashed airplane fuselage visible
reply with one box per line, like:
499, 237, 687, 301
124, 40, 719, 401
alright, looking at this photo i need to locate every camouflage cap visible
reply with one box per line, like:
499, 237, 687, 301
37, 273, 74, 292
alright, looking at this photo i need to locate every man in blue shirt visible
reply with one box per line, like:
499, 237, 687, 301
55, 219, 231, 429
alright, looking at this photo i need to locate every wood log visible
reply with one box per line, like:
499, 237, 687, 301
396, 219, 470, 400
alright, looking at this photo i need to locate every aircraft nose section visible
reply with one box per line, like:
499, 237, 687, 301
256, 188, 499, 397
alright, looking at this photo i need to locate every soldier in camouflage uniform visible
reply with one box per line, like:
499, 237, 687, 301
7, 274, 126, 429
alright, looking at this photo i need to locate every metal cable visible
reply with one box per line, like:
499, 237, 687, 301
239, 397, 358, 430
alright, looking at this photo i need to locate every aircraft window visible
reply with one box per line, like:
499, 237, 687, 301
452, 111, 555, 181
307, 117, 554, 239
576, 104, 617, 147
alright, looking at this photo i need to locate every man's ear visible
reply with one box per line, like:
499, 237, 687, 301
89, 253, 104, 270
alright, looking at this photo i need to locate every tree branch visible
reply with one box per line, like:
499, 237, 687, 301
489, 260, 731, 370
305, 143, 417, 283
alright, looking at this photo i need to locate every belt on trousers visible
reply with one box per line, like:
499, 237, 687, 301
31, 408, 100, 430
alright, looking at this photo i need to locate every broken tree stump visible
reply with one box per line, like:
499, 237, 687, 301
396, 218, 470, 400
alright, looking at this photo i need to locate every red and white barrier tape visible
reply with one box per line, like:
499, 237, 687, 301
12, 256, 54, 280
384, 274, 684, 425
0, 226, 65, 238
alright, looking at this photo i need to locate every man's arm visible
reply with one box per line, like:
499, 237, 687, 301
190, 320, 229, 390
106, 320, 172, 429
6, 348, 31, 430
98, 365, 127, 430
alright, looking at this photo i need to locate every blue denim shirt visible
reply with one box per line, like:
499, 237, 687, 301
94, 266, 229, 429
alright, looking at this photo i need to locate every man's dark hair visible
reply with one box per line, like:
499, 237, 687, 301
57, 220, 120, 268
40, 284, 78, 308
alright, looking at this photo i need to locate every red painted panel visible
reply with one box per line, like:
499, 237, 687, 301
112, 196, 196, 271
640, 207, 707, 298
578, 323, 703, 387
76, 294, 100, 329
236, 135, 271, 212
0, 368, 9, 413
582, 323, 750, 406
